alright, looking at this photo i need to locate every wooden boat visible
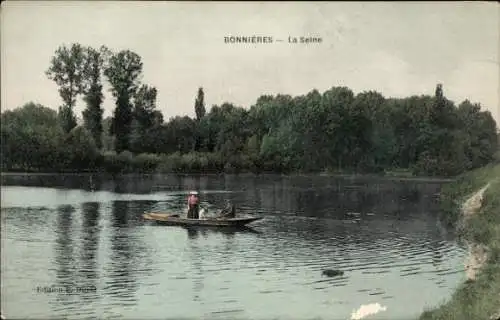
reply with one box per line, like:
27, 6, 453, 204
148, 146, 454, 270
142, 212, 263, 227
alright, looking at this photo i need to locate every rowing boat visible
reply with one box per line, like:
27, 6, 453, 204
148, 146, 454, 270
142, 212, 263, 227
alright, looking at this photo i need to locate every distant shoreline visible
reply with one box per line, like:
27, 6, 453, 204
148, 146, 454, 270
0, 170, 455, 183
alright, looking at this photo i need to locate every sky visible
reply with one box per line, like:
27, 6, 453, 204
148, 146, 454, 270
1, 1, 499, 126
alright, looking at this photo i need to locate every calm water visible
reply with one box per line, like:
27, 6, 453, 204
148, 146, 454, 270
1, 174, 466, 320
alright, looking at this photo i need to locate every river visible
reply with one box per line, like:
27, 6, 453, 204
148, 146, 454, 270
0, 173, 466, 320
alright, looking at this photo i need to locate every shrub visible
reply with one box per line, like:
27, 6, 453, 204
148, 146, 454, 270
133, 153, 161, 172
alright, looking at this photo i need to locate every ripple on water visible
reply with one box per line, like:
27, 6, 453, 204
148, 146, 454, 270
1, 181, 466, 320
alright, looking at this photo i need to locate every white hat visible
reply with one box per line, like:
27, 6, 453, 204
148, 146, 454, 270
189, 191, 199, 195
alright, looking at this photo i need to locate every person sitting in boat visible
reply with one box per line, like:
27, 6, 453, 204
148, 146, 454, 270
187, 191, 200, 219
199, 207, 207, 220
220, 200, 236, 218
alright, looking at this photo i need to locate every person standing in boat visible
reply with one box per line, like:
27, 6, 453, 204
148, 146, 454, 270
187, 191, 200, 219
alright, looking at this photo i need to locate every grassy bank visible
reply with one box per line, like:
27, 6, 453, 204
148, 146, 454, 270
2, 150, 453, 179
419, 163, 500, 320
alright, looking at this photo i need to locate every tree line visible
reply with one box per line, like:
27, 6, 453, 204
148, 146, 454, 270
1, 43, 499, 176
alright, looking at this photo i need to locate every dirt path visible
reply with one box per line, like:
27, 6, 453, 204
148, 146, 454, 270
461, 183, 490, 281
461, 182, 500, 320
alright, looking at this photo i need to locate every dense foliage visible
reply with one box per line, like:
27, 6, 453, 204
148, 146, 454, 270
1, 44, 498, 176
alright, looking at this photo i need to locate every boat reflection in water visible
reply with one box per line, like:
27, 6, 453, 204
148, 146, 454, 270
149, 222, 262, 238
142, 212, 264, 228
143, 210, 263, 240
183, 225, 262, 238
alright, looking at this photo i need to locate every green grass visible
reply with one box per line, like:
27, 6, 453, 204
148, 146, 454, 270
419, 163, 500, 320
436, 163, 500, 229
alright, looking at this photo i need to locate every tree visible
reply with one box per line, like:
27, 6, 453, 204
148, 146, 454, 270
435, 83, 443, 99
457, 100, 498, 168
46, 43, 86, 133
347, 91, 386, 171
63, 126, 99, 169
318, 87, 355, 170
8, 63, 500, 176
103, 49, 143, 152
1, 103, 65, 171
57, 106, 78, 134
101, 117, 115, 151
82, 46, 107, 149
194, 87, 206, 121
130, 84, 160, 153
193, 87, 207, 151
133, 85, 158, 129
163, 116, 196, 154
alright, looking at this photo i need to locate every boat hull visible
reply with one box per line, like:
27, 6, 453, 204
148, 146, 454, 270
143, 212, 263, 227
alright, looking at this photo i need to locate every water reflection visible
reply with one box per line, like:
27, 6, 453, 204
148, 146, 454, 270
186, 227, 201, 240
188, 241, 205, 302
79, 202, 100, 300
48, 203, 102, 316
1, 174, 465, 320
54, 205, 76, 290
178, 226, 261, 238
106, 201, 138, 305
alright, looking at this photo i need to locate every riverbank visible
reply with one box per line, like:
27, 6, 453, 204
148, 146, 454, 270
1, 151, 456, 181
0, 170, 454, 184
6, 148, 496, 179
419, 163, 500, 320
